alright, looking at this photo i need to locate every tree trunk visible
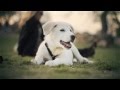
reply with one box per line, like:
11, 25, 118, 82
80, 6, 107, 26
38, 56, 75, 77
101, 11, 109, 36
100, 11, 114, 47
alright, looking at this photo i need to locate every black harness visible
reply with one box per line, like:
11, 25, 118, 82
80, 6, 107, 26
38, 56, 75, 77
45, 43, 58, 60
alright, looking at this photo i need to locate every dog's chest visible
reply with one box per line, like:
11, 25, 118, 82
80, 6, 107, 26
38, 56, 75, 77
52, 47, 64, 56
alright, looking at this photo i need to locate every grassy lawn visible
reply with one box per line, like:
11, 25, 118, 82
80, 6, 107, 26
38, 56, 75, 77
0, 33, 120, 79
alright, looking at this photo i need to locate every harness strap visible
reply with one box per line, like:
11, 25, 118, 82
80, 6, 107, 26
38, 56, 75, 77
45, 43, 58, 60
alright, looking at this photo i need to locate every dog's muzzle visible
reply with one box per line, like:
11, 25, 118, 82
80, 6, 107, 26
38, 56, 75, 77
60, 35, 75, 49
60, 40, 71, 49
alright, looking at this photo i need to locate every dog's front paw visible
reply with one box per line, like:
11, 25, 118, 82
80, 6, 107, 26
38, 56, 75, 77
80, 58, 94, 64
31, 59, 43, 65
45, 61, 54, 66
87, 60, 94, 64
31, 59, 36, 64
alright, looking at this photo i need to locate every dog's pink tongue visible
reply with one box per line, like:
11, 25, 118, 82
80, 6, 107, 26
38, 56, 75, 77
66, 43, 71, 48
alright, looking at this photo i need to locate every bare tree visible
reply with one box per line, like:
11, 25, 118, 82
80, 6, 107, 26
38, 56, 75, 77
100, 11, 110, 36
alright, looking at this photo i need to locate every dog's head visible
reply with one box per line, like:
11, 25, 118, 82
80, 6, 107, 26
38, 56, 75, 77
43, 21, 75, 49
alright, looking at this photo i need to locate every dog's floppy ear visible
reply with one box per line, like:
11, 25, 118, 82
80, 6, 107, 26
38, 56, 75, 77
42, 21, 56, 36
70, 25, 74, 32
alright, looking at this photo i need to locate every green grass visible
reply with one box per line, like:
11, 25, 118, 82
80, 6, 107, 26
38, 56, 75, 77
0, 34, 120, 79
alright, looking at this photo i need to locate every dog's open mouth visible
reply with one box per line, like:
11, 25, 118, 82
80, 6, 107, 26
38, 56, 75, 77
60, 40, 71, 49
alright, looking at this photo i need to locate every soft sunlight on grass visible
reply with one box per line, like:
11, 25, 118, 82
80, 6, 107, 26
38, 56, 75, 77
0, 34, 120, 79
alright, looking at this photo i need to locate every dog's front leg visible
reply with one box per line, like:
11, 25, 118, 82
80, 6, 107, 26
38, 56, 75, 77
45, 50, 73, 66
71, 43, 93, 64
31, 53, 45, 65
31, 58, 45, 65
45, 58, 73, 66
45, 58, 61, 66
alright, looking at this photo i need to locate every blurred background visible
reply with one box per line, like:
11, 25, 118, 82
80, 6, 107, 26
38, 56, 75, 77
0, 11, 120, 48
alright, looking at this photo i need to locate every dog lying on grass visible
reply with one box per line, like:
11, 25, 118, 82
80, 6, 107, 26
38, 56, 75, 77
31, 21, 93, 66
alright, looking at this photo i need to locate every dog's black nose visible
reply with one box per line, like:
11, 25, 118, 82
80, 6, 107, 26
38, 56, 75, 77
71, 35, 75, 42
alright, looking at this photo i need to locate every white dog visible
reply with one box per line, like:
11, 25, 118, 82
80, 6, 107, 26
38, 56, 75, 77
31, 21, 93, 66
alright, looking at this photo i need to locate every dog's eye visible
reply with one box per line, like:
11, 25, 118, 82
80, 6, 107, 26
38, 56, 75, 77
60, 29, 65, 32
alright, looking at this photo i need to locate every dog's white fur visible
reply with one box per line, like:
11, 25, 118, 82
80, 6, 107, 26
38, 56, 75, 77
31, 21, 93, 66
